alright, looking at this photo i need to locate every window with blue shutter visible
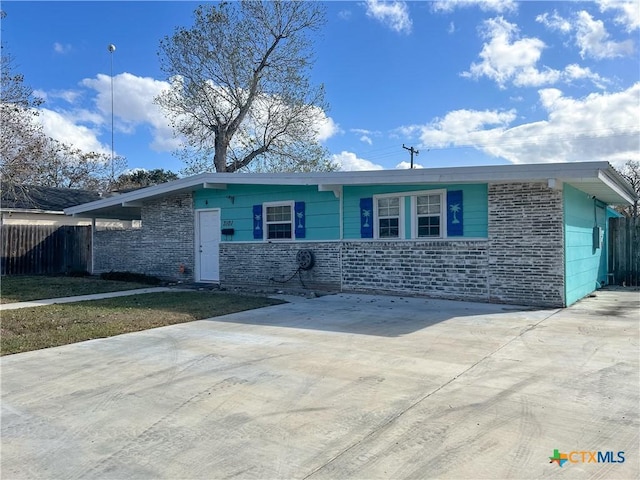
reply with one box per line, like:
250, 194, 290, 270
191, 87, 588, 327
360, 197, 373, 238
253, 204, 263, 239
294, 201, 306, 238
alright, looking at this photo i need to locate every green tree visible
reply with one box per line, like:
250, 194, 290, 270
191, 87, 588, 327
156, 1, 332, 174
112, 168, 179, 191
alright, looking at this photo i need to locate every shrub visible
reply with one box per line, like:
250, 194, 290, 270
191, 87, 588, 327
99, 271, 162, 285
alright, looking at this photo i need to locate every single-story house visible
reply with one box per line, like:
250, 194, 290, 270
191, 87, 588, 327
65, 161, 636, 307
0, 185, 137, 229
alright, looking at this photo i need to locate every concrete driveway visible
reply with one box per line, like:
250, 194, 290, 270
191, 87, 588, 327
1, 290, 638, 479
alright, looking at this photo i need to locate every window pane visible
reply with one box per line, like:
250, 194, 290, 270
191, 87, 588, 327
378, 197, 399, 217
379, 218, 399, 238
268, 223, 292, 239
266, 205, 291, 222
417, 216, 440, 237
417, 195, 440, 215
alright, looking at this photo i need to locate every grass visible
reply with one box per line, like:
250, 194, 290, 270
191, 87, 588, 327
0, 275, 152, 304
1, 291, 285, 356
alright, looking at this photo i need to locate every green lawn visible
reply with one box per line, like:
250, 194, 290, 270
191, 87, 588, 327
1, 291, 285, 355
0, 275, 151, 304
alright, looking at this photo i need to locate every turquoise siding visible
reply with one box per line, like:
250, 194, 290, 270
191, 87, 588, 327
564, 184, 608, 306
194, 185, 340, 241
343, 184, 488, 239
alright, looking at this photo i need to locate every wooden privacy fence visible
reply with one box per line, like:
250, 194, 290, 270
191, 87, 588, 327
1, 225, 91, 275
609, 216, 640, 286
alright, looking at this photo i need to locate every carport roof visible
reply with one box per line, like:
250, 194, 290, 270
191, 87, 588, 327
65, 161, 636, 220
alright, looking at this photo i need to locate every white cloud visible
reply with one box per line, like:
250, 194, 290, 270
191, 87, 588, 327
360, 135, 373, 145
38, 108, 109, 154
597, 0, 640, 32
37, 71, 339, 159
536, 11, 573, 33
432, 0, 517, 14
575, 10, 634, 59
537, 9, 635, 59
563, 64, 609, 89
331, 151, 384, 171
312, 109, 340, 142
408, 84, 639, 164
32, 89, 48, 102
464, 16, 613, 89
338, 9, 352, 21
351, 128, 377, 145
462, 17, 549, 89
395, 161, 424, 169
53, 42, 71, 54
416, 108, 517, 148
364, 0, 412, 34
40, 89, 83, 104
81, 72, 180, 152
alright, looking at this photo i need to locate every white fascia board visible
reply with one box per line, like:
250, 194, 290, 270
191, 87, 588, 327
209, 162, 613, 186
0, 208, 64, 215
64, 173, 212, 215
65, 161, 618, 216
597, 170, 637, 205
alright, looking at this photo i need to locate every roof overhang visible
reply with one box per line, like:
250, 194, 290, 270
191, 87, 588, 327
0, 208, 65, 215
64, 162, 637, 220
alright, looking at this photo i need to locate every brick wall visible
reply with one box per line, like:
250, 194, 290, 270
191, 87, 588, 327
93, 228, 142, 273
93, 193, 194, 281
220, 242, 341, 291
488, 182, 565, 307
139, 194, 194, 280
341, 241, 489, 301
92, 184, 568, 307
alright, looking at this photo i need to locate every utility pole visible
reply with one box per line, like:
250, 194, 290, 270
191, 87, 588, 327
108, 44, 116, 183
402, 144, 419, 169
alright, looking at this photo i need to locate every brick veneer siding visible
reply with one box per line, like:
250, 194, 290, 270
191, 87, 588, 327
488, 182, 565, 307
219, 242, 341, 291
92, 184, 568, 307
341, 241, 489, 301
93, 193, 194, 281
93, 229, 142, 273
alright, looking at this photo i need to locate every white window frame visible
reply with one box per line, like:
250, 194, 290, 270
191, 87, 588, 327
373, 194, 404, 239
263, 201, 295, 241
411, 189, 447, 239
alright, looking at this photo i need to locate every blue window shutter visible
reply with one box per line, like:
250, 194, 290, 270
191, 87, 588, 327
447, 191, 463, 236
294, 201, 306, 238
360, 197, 373, 238
253, 204, 263, 239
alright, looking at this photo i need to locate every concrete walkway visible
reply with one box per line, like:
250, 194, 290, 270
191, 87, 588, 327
0, 287, 173, 311
1, 289, 638, 479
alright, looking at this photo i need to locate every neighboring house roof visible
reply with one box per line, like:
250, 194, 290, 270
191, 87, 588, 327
65, 161, 637, 221
1, 185, 102, 214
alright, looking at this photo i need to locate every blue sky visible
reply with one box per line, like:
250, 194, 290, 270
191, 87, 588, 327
2, 0, 639, 174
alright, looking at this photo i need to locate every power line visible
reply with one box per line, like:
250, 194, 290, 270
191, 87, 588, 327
402, 144, 419, 169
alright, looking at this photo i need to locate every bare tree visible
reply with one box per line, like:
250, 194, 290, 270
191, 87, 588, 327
616, 160, 640, 217
1, 39, 126, 194
0, 45, 49, 188
156, 1, 332, 173
36, 141, 126, 191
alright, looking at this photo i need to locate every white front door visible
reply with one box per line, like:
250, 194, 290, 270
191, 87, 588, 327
196, 209, 220, 282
